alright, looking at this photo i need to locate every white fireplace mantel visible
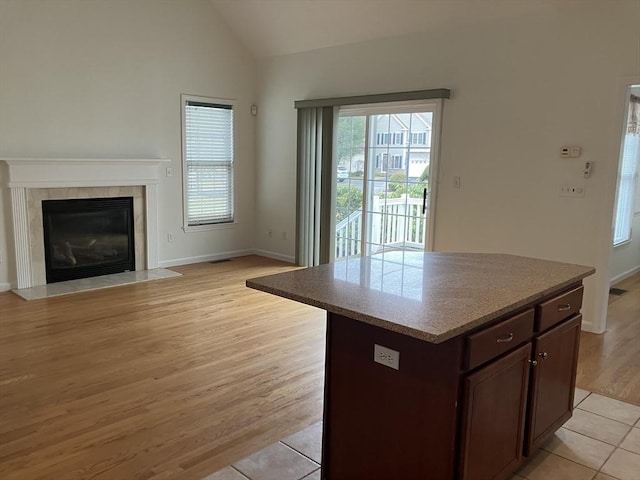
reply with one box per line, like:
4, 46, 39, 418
1, 158, 170, 289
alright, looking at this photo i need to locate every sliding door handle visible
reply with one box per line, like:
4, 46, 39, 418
422, 187, 427, 214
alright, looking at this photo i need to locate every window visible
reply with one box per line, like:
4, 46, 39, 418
411, 132, 427, 145
613, 123, 639, 245
613, 92, 640, 246
393, 132, 404, 145
376, 132, 390, 145
333, 100, 443, 261
181, 95, 234, 228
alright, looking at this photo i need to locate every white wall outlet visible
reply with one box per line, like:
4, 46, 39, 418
374, 344, 399, 370
583, 161, 592, 178
560, 184, 585, 198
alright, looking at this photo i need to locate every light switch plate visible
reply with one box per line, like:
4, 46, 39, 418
374, 344, 400, 370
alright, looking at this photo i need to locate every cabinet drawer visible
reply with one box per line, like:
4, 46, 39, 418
466, 309, 535, 370
536, 286, 583, 332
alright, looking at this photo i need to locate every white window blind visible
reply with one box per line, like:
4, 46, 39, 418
183, 99, 234, 226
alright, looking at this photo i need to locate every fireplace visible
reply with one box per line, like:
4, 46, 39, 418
42, 197, 135, 283
2, 157, 168, 289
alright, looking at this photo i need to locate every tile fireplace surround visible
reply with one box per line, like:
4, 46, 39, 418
1, 158, 169, 289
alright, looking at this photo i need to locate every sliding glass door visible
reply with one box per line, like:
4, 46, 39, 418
333, 102, 442, 261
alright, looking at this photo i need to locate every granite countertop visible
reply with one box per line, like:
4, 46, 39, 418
246, 252, 595, 344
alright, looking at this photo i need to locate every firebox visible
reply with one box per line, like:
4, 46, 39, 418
42, 197, 135, 283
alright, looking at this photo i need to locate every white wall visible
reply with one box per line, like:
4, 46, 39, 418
0, 0, 257, 289
255, 3, 640, 332
610, 85, 640, 284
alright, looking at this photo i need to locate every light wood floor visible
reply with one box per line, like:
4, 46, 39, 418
0, 257, 638, 479
576, 272, 640, 405
0, 256, 325, 480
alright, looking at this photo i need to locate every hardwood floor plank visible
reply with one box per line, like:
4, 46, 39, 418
576, 272, 640, 405
0, 257, 325, 479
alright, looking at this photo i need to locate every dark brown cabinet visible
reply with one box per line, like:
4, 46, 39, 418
526, 314, 582, 454
459, 343, 531, 480
458, 290, 584, 480
321, 283, 586, 480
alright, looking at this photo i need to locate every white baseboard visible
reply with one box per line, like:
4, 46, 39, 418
252, 249, 296, 264
580, 319, 605, 335
610, 265, 640, 286
158, 249, 254, 268
0, 282, 12, 293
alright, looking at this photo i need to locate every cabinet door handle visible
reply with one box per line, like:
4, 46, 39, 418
529, 359, 538, 366
538, 352, 548, 359
496, 333, 514, 343
558, 304, 572, 312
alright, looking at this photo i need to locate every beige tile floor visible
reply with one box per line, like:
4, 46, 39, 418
204, 388, 640, 480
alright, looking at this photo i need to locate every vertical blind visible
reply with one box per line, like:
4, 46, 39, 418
184, 100, 234, 225
296, 106, 334, 266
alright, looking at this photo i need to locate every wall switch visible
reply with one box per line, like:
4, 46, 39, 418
560, 184, 585, 197
453, 176, 461, 189
561, 146, 582, 158
167, 232, 174, 242
374, 344, 400, 370
166, 167, 172, 177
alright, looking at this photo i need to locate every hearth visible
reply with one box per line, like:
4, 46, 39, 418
42, 197, 135, 283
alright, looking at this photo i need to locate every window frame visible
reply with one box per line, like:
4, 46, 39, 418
336, 99, 443, 254
181, 94, 237, 232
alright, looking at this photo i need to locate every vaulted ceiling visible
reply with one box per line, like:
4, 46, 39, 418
209, 0, 567, 58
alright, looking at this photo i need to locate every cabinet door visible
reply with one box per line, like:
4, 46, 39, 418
525, 314, 582, 455
459, 343, 531, 480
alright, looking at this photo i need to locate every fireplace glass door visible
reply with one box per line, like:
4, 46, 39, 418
42, 197, 135, 283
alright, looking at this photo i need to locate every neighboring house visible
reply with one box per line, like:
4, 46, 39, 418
371, 113, 431, 178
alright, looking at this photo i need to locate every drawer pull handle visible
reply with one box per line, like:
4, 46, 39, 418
558, 304, 572, 312
496, 333, 514, 343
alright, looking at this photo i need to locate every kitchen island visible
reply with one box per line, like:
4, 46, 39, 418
246, 252, 595, 480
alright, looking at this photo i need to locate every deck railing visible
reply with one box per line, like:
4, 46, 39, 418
335, 195, 426, 259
